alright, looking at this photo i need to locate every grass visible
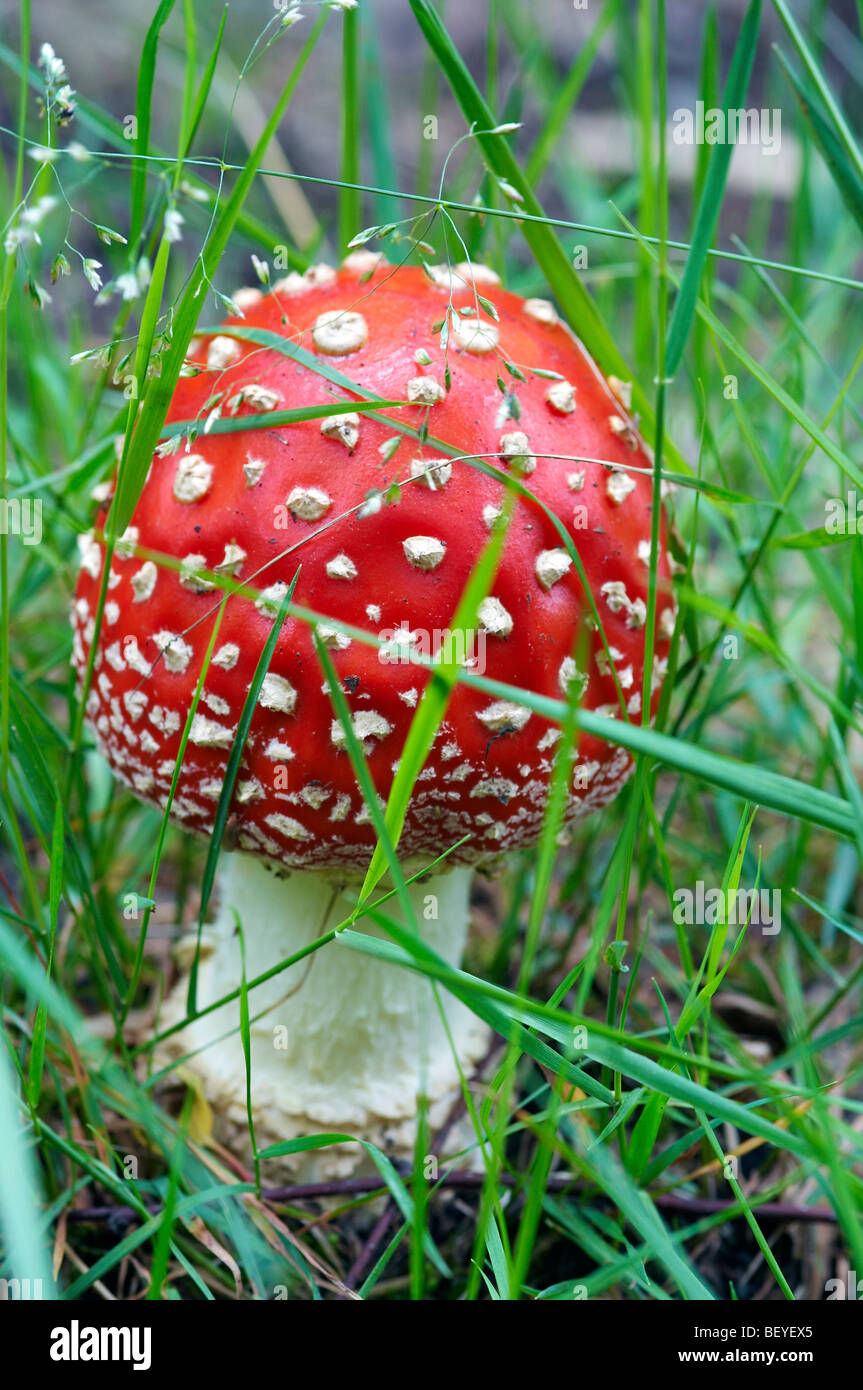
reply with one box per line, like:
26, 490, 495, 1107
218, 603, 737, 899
0, 0, 862, 1301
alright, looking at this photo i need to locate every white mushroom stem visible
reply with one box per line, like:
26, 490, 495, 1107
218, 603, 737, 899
159, 853, 489, 1174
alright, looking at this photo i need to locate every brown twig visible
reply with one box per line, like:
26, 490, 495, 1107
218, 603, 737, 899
64, 1179, 838, 1229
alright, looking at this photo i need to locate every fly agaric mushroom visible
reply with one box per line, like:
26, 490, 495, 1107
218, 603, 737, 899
72, 256, 676, 1173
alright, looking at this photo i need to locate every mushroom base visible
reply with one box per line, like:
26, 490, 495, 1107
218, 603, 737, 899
155, 853, 490, 1178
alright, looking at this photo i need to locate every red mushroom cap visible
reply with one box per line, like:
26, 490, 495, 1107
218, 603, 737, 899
72, 258, 676, 872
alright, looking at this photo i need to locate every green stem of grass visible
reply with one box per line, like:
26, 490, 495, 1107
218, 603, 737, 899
339, 5, 361, 256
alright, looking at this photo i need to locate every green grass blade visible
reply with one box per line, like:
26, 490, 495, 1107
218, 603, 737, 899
180, 6, 229, 164
129, 0, 177, 251
665, 0, 762, 377
110, 10, 328, 540
0, 1039, 56, 1297
26, 796, 63, 1108
775, 47, 863, 235
339, 4, 361, 255
772, 0, 863, 181
524, 0, 621, 185
357, 496, 513, 907
188, 572, 300, 1013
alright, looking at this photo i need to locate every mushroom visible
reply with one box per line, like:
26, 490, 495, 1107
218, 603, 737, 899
72, 258, 676, 1174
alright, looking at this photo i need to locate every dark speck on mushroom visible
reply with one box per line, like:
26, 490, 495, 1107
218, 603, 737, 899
484, 729, 516, 760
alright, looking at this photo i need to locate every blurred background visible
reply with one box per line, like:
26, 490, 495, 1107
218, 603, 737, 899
3, 0, 861, 290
